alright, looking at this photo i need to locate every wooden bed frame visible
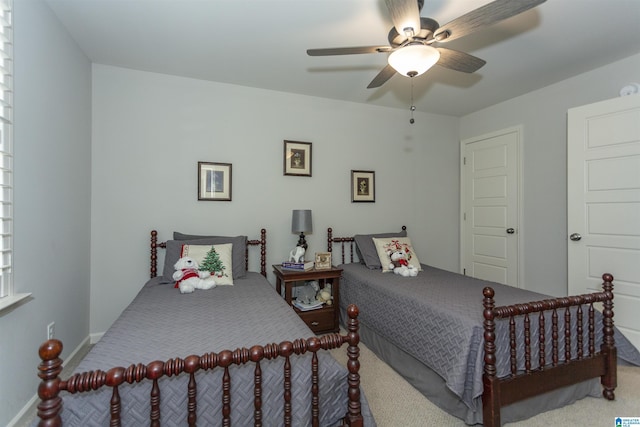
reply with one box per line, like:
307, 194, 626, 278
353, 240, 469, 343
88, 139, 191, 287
327, 227, 617, 427
36, 229, 364, 427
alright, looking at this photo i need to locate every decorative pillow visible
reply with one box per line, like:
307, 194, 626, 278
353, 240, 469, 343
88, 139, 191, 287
372, 237, 422, 273
181, 243, 234, 285
162, 237, 245, 283
353, 230, 407, 269
170, 234, 248, 278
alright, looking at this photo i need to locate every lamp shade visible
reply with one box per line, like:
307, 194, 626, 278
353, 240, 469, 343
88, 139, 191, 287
291, 209, 313, 233
388, 44, 440, 77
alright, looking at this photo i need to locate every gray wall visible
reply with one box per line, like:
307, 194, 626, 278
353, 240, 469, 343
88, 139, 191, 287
460, 52, 640, 296
0, 0, 91, 425
4, 0, 639, 424
89, 64, 461, 333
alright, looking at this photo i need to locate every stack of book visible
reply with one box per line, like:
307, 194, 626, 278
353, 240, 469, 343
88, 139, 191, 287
281, 261, 314, 271
293, 299, 323, 311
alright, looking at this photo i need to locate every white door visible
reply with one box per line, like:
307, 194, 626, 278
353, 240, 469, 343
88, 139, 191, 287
461, 126, 521, 286
568, 94, 640, 351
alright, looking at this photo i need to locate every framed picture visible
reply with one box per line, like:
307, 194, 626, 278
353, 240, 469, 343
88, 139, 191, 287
198, 162, 232, 201
351, 170, 375, 203
283, 140, 312, 177
315, 252, 332, 270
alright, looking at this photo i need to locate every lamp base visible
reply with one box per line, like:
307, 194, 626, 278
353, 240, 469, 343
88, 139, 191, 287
297, 232, 308, 251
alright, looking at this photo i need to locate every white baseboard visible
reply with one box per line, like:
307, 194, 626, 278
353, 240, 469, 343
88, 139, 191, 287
8, 334, 92, 427
90, 331, 104, 344
65, 335, 91, 364
8, 393, 38, 427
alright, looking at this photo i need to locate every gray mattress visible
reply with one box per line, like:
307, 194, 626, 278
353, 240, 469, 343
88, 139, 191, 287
52, 272, 376, 426
338, 263, 640, 425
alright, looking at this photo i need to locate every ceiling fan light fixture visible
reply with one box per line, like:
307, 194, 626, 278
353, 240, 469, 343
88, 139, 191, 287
402, 27, 415, 38
388, 44, 440, 77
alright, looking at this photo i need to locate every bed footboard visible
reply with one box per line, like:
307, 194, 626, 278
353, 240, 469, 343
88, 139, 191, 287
482, 274, 617, 427
36, 305, 364, 427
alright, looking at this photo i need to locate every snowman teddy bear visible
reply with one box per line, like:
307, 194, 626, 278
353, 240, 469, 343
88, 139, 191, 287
173, 256, 216, 294
387, 248, 418, 277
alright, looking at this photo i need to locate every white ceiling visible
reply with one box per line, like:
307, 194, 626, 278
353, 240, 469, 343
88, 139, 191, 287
44, 0, 640, 117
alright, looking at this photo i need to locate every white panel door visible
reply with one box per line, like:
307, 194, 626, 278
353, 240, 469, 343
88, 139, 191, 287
461, 127, 521, 286
568, 94, 640, 351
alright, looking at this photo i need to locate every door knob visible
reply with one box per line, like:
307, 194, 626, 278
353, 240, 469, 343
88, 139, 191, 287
569, 233, 582, 241
506, 228, 515, 234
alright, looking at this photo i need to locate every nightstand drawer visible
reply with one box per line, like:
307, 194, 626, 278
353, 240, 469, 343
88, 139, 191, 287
297, 307, 334, 333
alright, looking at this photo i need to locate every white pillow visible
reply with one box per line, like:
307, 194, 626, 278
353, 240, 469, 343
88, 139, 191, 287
372, 237, 422, 273
181, 243, 234, 285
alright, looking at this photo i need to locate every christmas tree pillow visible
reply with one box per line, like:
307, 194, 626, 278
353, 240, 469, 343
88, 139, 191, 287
172, 234, 248, 278
180, 243, 234, 285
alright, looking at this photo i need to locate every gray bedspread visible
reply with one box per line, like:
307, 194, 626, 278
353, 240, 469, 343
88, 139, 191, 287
339, 263, 640, 422
53, 273, 376, 426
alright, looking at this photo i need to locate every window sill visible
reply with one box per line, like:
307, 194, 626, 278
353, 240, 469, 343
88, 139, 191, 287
0, 293, 32, 313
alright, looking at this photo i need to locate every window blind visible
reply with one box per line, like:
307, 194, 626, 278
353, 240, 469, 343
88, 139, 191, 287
0, 0, 12, 299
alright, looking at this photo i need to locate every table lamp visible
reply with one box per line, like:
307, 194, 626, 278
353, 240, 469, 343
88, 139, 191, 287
291, 209, 312, 250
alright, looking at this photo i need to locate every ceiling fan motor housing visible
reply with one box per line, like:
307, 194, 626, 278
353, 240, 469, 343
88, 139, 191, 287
388, 17, 439, 46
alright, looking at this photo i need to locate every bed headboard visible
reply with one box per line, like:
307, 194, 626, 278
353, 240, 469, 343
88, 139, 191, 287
327, 226, 407, 265
326, 228, 355, 265
149, 229, 267, 278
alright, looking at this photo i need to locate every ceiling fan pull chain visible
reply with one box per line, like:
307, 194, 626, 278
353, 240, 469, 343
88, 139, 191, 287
409, 76, 416, 124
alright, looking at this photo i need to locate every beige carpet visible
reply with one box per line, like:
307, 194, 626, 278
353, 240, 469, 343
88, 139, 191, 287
329, 339, 640, 426
19, 340, 639, 427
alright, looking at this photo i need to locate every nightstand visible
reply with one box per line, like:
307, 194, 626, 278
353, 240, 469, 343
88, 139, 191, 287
272, 264, 342, 334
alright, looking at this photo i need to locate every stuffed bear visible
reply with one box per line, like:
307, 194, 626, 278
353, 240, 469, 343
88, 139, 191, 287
173, 256, 216, 294
387, 249, 418, 277
316, 284, 333, 306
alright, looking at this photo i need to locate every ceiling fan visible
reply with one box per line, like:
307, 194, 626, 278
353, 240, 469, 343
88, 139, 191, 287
307, 0, 547, 88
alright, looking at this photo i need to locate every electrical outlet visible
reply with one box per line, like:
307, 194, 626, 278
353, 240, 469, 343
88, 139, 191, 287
47, 322, 55, 340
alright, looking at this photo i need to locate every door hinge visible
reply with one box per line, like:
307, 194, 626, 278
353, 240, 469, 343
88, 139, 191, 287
463, 157, 466, 165
463, 268, 466, 275
463, 212, 466, 221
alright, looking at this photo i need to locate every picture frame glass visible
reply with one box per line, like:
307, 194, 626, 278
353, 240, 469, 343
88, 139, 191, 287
351, 170, 375, 202
284, 140, 312, 177
198, 162, 232, 201
315, 252, 332, 270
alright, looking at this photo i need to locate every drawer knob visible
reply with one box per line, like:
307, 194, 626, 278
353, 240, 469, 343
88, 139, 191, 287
311, 321, 319, 326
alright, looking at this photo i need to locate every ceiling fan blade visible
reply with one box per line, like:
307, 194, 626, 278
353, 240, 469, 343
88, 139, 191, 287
385, 0, 421, 39
434, 0, 546, 43
367, 64, 397, 89
436, 48, 486, 73
307, 46, 392, 56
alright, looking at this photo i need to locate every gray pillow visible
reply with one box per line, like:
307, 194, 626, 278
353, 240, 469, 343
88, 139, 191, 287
353, 230, 407, 269
162, 235, 248, 282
